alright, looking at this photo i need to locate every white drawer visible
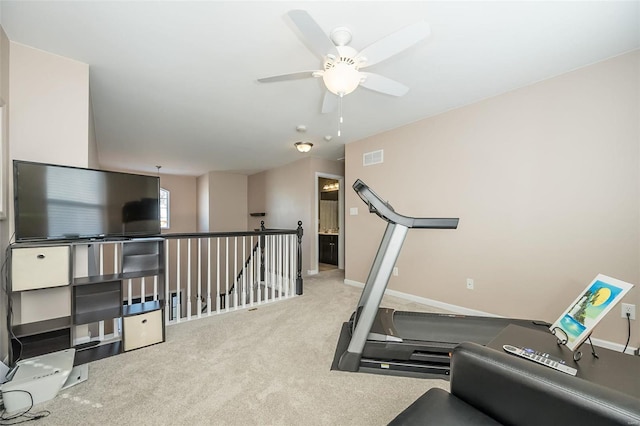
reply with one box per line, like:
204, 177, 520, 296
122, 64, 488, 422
17, 286, 71, 324
11, 246, 70, 291
123, 310, 163, 351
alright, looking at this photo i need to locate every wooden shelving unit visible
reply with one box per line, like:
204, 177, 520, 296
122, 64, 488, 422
8, 238, 166, 365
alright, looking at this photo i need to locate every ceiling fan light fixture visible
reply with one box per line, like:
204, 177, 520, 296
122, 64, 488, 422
294, 141, 313, 153
323, 62, 361, 96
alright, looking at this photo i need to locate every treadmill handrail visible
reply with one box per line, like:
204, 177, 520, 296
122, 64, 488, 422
353, 179, 459, 229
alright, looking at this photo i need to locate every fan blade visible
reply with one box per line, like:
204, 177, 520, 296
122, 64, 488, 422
359, 72, 409, 96
288, 10, 339, 60
356, 21, 430, 68
321, 91, 338, 113
257, 71, 319, 83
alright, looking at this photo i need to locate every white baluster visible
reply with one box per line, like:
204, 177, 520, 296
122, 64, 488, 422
225, 237, 230, 312
207, 237, 212, 316
291, 235, 296, 296
164, 240, 170, 324
216, 238, 221, 313
249, 236, 254, 306
197, 238, 202, 318
284, 235, 289, 298
187, 239, 192, 320
257, 234, 262, 304
278, 234, 283, 299
154, 275, 158, 302
242, 236, 246, 308
141, 277, 146, 305
176, 239, 181, 323
233, 237, 238, 309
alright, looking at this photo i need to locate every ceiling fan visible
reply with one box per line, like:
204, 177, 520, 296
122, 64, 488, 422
258, 10, 431, 116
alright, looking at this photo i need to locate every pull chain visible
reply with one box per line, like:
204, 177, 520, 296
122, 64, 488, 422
338, 93, 344, 137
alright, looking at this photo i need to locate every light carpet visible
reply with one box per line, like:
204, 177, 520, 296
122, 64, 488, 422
27, 269, 449, 425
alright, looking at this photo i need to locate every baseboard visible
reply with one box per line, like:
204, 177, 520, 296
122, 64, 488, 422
343, 279, 498, 317
307, 269, 318, 276
591, 338, 638, 355
343, 278, 638, 355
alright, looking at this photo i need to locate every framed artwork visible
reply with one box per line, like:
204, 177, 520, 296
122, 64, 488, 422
550, 274, 633, 351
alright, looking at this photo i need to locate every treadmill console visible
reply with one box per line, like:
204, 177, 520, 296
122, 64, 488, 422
352, 179, 459, 229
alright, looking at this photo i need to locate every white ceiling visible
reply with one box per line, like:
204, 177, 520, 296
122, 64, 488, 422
1, 1, 638, 176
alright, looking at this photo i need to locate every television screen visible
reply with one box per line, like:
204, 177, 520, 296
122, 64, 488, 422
14, 160, 160, 242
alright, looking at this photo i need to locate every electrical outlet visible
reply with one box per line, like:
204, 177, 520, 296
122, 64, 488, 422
621, 303, 636, 320
392, 267, 399, 276
466, 278, 474, 290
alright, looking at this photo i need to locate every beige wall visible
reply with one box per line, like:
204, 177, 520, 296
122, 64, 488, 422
9, 42, 89, 167
158, 173, 198, 234
247, 173, 266, 231
5, 41, 91, 358
207, 171, 248, 232
248, 157, 344, 275
345, 50, 639, 348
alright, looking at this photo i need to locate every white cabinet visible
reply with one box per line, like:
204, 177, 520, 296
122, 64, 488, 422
18, 287, 71, 324
123, 310, 163, 351
11, 246, 70, 291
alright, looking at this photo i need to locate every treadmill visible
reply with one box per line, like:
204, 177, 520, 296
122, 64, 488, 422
335, 179, 549, 377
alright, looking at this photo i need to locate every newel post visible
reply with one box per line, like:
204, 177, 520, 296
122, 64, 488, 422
260, 220, 266, 279
296, 221, 303, 295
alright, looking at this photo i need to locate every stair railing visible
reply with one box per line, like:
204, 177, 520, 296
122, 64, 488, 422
161, 221, 303, 324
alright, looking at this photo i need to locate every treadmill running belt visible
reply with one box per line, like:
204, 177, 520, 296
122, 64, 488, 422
392, 311, 542, 345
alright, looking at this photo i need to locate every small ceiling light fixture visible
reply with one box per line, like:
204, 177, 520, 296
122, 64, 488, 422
295, 141, 313, 153
323, 182, 339, 191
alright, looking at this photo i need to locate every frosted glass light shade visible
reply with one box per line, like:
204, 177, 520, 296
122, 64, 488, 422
323, 63, 360, 96
295, 141, 313, 153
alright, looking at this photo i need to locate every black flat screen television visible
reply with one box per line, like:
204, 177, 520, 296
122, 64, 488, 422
14, 160, 160, 242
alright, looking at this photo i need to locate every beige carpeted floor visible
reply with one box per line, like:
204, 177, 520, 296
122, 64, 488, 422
25, 269, 449, 425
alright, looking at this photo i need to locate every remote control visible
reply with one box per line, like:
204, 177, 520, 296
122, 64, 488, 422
503, 344, 577, 376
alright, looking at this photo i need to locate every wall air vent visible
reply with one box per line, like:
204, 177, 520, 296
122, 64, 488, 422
363, 150, 384, 166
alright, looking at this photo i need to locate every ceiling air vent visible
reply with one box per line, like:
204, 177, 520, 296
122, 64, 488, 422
363, 150, 384, 166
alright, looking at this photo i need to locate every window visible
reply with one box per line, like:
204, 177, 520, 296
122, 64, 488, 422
160, 187, 170, 229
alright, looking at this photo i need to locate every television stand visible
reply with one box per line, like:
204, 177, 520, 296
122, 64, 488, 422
8, 238, 166, 366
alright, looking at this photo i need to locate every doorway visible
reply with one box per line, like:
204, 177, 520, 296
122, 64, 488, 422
316, 174, 344, 272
